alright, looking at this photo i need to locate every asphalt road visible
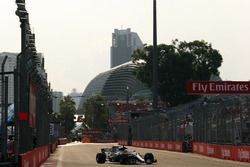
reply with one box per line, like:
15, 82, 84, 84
41, 142, 250, 167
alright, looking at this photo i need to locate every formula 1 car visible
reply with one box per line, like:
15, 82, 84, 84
96, 145, 157, 165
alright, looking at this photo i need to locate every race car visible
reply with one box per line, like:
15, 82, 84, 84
96, 145, 157, 165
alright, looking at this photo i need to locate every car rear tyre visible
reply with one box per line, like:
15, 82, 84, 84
144, 153, 154, 164
96, 153, 106, 164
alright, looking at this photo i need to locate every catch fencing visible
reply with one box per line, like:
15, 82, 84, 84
117, 95, 250, 146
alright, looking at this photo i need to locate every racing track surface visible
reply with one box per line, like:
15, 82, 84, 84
41, 142, 250, 167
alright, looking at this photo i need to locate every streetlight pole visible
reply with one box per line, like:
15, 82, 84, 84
152, 0, 158, 109
126, 86, 132, 146
126, 86, 129, 109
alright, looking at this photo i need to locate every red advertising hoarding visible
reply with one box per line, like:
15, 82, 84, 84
82, 130, 102, 135
108, 118, 129, 124
108, 113, 129, 124
187, 81, 250, 94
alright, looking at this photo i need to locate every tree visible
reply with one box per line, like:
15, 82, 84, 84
59, 96, 76, 137
132, 40, 223, 106
84, 95, 109, 130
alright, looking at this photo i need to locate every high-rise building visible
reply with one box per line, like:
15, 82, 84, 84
0, 52, 17, 104
68, 88, 82, 109
52, 91, 63, 113
110, 28, 143, 68
0, 52, 44, 105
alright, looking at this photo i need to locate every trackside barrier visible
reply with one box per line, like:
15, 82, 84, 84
82, 137, 113, 143
119, 140, 183, 152
82, 137, 91, 143
237, 146, 250, 162
119, 140, 250, 163
58, 138, 68, 145
193, 142, 250, 163
118, 140, 128, 146
20, 146, 49, 167
50, 141, 58, 153
96, 139, 117, 143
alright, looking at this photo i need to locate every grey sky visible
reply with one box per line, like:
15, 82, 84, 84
1, 0, 250, 95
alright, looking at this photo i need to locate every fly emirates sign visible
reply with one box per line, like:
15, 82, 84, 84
187, 81, 250, 94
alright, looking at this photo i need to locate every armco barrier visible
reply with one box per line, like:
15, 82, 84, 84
50, 141, 58, 153
237, 146, 250, 162
20, 146, 49, 167
119, 140, 250, 163
97, 139, 117, 143
58, 138, 68, 145
118, 140, 128, 146
193, 142, 250, 163
207, 144, 221, 158
119, 140, 183, 152
82, 137, 91, 143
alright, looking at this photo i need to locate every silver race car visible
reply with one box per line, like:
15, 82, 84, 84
96, 145, 157, 165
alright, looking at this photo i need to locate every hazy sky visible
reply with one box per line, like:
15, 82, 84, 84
1, 0, 250, 95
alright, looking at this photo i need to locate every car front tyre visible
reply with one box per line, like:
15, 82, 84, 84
96, 153, 106, 164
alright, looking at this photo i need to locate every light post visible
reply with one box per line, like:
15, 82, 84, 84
152, 0, 158, 110
126, 86, 129, 110
125, 86, 132, 145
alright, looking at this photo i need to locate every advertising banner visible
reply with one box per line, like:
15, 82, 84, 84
187, 81, 250, 94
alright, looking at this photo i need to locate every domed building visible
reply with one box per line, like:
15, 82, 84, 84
78, 62, 152, 113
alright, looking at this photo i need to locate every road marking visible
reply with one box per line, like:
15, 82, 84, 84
56, 145, 64, 167
40, 160, 57, 167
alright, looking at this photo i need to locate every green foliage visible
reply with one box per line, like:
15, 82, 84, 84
84, 95, 109, 130
59, 96, 76, 136
132, 39, 223, 106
